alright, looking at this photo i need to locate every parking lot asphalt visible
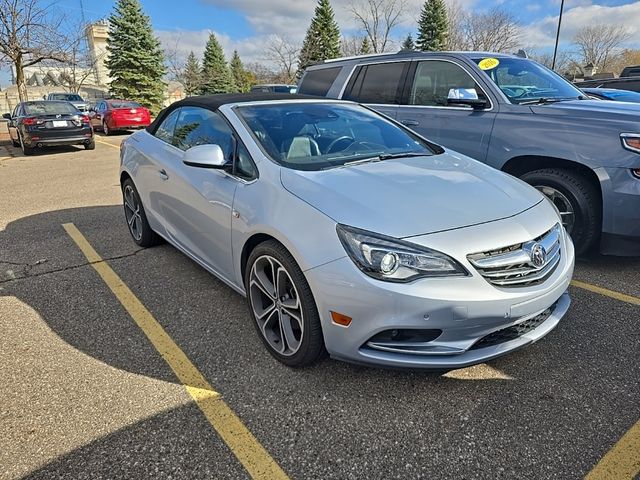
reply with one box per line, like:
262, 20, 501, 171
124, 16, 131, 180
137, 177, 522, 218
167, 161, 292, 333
0, 136, 638, 480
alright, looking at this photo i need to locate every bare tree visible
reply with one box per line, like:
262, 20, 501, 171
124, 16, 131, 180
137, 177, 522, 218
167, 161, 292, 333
573, 24, 631, 72
458, 7, 520, 52
341, 36, 362, 57
265, 35, 299, 84
445, 0, 465, 50
348, 0, 406, 53
0, 0, 69, 101
527, 48, 575, 74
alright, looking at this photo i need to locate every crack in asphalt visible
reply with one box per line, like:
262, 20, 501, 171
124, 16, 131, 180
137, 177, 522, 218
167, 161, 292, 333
0, 248, 146, 286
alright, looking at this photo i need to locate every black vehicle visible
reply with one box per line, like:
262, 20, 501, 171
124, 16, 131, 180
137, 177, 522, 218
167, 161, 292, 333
574, 76, 640, 93
620, 65, 640, 78
3, 101, 95, 155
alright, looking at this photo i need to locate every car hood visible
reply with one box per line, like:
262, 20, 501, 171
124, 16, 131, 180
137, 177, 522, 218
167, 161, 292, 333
529, 99, 640, 121
280, 153, 543, 238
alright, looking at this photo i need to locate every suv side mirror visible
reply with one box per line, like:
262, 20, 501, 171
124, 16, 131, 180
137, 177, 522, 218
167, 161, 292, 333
2, 113, 11, 120
183, 144, 231, 170
447, 88, 487, 109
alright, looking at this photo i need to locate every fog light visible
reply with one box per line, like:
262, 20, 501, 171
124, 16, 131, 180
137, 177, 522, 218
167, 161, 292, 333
380, 252, 399, 274
330, 311, 352, 327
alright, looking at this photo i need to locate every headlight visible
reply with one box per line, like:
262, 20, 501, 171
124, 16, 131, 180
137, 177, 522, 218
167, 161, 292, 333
621, 133, 640, 154
336, 224, 468, 282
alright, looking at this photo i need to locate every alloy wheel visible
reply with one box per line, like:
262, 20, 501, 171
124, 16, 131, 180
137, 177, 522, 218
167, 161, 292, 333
103, 121, 109, 135
249, 255, 304, 356
123, 184, 143, 241
535, 185, 575, 234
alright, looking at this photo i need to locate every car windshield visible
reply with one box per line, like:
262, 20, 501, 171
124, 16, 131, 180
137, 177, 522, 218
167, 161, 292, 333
50, 93, 83, 101
23, 101, 79, 115
236, 102, 436, 171
109, 101, 142, 108
473, 57, 583, 104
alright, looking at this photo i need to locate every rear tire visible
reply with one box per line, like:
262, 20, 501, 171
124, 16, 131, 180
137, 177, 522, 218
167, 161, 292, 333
245, 240, 326, 367
19, 134, 34, 156
521, 168, 600, 255
121, 178, 161, 247
102, 120, 111, 136
85, 139, 96, 150
12, 137, 19, 148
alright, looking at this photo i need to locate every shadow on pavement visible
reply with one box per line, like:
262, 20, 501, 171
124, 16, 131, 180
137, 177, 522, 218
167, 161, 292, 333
1, 205, 639, 479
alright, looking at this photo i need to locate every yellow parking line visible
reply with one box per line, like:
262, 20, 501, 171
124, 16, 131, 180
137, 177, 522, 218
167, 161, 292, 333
95, 139, 120, 149
585, 420, 640, 480
571, 280, 640, 306
62, 223, 289, 480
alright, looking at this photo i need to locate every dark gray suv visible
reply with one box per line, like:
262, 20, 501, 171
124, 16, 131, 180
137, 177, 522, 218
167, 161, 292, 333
298, 51, 640, 256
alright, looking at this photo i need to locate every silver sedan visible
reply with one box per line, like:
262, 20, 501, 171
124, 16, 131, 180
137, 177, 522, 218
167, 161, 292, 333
119, 94, 575, 368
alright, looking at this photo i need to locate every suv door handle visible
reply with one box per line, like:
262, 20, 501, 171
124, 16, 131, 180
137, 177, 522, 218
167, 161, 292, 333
401, 119, 420, 127
158, 169, 169, 180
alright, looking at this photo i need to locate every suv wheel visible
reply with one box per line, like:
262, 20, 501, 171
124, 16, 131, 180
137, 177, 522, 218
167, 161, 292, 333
521, 168, 600, 255
245, 240, 326, 367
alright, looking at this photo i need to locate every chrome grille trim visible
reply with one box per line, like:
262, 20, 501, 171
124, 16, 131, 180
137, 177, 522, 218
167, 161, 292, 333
468, 224, 562, 287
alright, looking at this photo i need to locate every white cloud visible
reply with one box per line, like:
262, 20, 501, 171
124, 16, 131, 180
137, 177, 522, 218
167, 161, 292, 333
522, 2, 640, 48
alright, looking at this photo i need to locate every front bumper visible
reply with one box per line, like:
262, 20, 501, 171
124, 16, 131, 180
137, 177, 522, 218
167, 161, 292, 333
598, 167, 640, 256
305, 203, 575, 369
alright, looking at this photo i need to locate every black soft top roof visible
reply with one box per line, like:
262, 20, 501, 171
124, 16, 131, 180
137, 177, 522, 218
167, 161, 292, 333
147, 93, 320, 134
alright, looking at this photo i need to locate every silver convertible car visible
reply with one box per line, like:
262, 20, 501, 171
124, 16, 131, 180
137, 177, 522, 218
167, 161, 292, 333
119, 93, 575, 369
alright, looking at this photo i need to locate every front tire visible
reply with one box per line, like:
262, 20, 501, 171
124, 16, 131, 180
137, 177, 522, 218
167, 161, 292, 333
245, 240, 326, 367
521, 168, 600, 255
85, 139, 96, 150
121, 178, 161, 247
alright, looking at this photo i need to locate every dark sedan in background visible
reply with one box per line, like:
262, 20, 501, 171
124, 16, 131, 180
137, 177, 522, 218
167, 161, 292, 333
3, 101, 94, 155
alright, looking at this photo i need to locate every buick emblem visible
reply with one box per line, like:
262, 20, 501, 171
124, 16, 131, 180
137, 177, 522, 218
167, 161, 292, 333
529, 243, 546, 268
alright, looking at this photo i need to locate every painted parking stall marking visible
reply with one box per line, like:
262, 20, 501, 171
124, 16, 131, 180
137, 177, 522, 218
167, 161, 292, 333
571, 279, 640, 306
62, 222, 289, 480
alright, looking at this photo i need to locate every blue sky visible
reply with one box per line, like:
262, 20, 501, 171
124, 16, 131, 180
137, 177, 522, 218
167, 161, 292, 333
1, 0, 639, 88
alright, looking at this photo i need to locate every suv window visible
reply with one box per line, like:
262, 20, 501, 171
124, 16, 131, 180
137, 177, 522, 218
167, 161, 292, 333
172, 106, 235, 158
154, 108, 181, 144
298, 67, 341, 96
344, 62, 405, 104
410, 60, 486, 107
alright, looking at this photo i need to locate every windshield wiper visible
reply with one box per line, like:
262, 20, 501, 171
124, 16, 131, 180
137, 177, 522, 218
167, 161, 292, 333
377, 152, 428, 161
519, 97, 578, 105
328, 151, 428, 170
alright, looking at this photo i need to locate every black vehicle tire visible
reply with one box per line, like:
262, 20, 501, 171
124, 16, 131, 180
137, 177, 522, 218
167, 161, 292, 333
521, 168, 601, 255
19, 134, 34, 156
102, 120, 111, 136
85, 139, 96, 150
121, 178, 161, 247
12, 137, 20, 148
245, 240, 326, 367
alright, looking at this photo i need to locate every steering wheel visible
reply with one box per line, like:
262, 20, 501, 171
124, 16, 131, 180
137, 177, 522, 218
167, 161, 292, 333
326, 136, 355, 154
502, 86, 527, 98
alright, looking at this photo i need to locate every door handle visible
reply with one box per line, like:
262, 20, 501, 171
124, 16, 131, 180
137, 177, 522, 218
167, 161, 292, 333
158, 169, 169, 180
401, 119, 420, 127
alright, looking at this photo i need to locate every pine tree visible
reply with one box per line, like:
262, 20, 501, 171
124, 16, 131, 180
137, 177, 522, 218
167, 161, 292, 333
106, 0, 166, 112
200, 33, 236, 94
230, 50, 250, 93
183, 51, 202, 96
360, 37, 372, 55
416, 0, 448, 52
297, 0, 340, 78
402, 34, 415, 51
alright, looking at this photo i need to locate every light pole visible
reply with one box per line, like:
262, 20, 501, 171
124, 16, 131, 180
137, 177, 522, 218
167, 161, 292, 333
551, 0, 565, 70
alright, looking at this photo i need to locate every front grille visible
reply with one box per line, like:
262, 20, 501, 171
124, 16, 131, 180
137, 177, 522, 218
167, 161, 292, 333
467, 224, 562, 287
470, 303, 556, 350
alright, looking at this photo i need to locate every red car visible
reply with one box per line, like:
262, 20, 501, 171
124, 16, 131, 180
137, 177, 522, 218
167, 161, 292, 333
89, 99, 151, 135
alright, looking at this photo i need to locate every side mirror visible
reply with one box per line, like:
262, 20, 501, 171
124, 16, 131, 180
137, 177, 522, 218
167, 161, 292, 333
2, 113, 11, 120
183, 144, 230, 169
447, 88, 487, 109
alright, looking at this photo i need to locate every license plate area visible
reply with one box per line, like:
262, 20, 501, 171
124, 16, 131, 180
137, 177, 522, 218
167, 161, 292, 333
52, 120, 67, 128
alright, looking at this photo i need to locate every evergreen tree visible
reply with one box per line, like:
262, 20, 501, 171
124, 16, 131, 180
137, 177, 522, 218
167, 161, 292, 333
402, 34, 415, 51
106, 0, 166, 112
297, 0, 340, 78
416, 0, 448, 52
360, 37, 372, 55
183, 51, 202, 96
201, 33, 236, 94
230, 50, 250, 93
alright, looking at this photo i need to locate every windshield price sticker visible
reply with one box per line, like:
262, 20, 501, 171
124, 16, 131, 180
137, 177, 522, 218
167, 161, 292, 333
479, 58, 500, 70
